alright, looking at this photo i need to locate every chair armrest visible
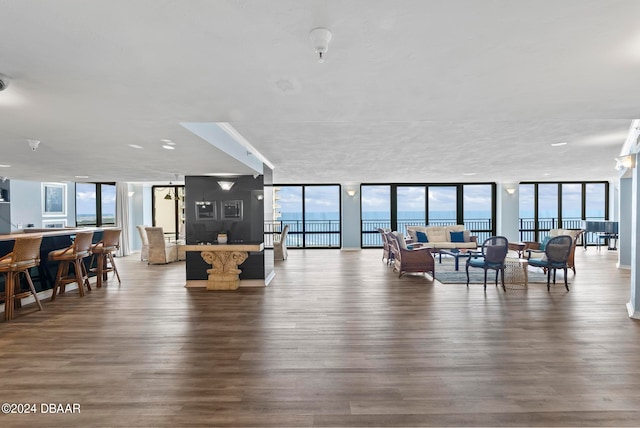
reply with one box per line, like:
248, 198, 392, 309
400, 247, 434, 262
524, 241, 540, 250
524, 249, 544, 259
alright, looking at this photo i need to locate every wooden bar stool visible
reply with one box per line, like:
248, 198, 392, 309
49, 231, 94, 299
0, 235, 44, 321
89, 228, 122, 288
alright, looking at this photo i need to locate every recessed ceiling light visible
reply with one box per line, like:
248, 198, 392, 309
162, 145, 175, 150
463, 172, 477, 176
75, 175, 89, 179
551, 142, 568, 147
0, 164, 11, 168
160, 139, 173, 143
128, 144, 143, 149
543, 173, 551, 176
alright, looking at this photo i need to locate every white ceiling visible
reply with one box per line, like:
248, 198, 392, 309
1, 0, 639, 185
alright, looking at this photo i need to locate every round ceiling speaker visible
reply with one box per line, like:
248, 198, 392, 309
0, 74, 8, 91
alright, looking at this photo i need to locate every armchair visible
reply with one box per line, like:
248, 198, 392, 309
525, 229, 583, 274
465, 236, 509, 291
274, 224, 289, 261
376, 228, 393, 264
387, 231, 435, 278
136, 225, 149, 262
145, 227, 179, 264
526, 235, 573, 291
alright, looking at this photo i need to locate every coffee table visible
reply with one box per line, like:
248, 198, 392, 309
438, 249, 471, 271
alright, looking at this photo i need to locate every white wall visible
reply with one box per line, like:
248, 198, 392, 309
341, 184, 361, 250
9, 180, 76, 230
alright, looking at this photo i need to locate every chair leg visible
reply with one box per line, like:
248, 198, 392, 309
24, 270, 43, 311
81, 259, 91, 290
465, 264, 470, 287
483, 269, 488, 291
547, 269, 551, 291
500, 268, 506, 292
564, 267, 570, 291
73, 259, 85, 297
108, 253, 121, 283
50, 261, 66, 301
4, 272, 14, 321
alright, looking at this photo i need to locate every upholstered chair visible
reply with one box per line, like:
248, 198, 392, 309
526, 235, 573, 291
465, 236, 509, 291
388, 231, 435, 278
145, 227, 179, 264
136, 225, 149, 262
525, 229, 583, 274
274, 224, 289, 261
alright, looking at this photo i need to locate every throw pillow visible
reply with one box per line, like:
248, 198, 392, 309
539, 236, 552, 250
450, 231, 465, 243
416, 231, 429, 243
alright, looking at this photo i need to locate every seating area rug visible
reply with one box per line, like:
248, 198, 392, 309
432, 257, 571, 285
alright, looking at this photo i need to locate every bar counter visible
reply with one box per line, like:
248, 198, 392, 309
0, 227, 105, 292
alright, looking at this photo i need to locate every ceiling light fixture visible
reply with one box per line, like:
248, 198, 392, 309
162, 145, 175, 150
309, 27, 332, 63
128, 144, 143, 149
0, 164, 11, 168
615, 154, 636, 170
551, 142, 568, 147
218, 181, 235, 191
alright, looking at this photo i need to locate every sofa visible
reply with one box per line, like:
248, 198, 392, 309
405, 225, 478, 251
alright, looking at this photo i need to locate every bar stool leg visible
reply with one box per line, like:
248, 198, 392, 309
23, 270, 43, 311
108, 253, 121, 283
50, 261, 67, 301
4, 272, 15, 321
74, 259, 85, 297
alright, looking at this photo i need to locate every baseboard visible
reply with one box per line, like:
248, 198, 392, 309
340, 247, 361, 252
617, 263, 631, 270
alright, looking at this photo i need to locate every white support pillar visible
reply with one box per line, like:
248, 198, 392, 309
627, 153, 640, 319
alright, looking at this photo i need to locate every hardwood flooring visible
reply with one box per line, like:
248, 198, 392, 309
1, 248, 639, 427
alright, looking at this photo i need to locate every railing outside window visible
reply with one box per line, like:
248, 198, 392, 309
264, 220, 341, 248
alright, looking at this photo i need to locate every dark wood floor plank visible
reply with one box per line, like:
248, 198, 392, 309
1, 248, 639, 427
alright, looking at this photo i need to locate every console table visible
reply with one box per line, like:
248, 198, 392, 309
179, 243, 264, 290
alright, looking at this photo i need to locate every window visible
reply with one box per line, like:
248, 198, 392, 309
518, 181, 609, 242
269, 185, 341, 248
463, 184, 493, 243
75, 183, 116, 227
397, 186, 425, 233
361, 183, 496, 247
361, 185, 391, 247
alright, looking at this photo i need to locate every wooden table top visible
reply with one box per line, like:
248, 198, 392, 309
180, 242, 264, 252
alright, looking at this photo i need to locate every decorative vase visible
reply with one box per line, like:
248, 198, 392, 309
217, 233, 228, 244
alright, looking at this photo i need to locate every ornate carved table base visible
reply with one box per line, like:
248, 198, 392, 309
179, 243, 265, 290
201, 250, 248, 290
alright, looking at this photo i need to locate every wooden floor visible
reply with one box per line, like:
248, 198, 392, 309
1, 248, 639, 427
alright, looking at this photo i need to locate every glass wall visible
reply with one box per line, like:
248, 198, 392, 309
361, 183, 495, 247
270, 185, 341, 248
518, 181, 609, 242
